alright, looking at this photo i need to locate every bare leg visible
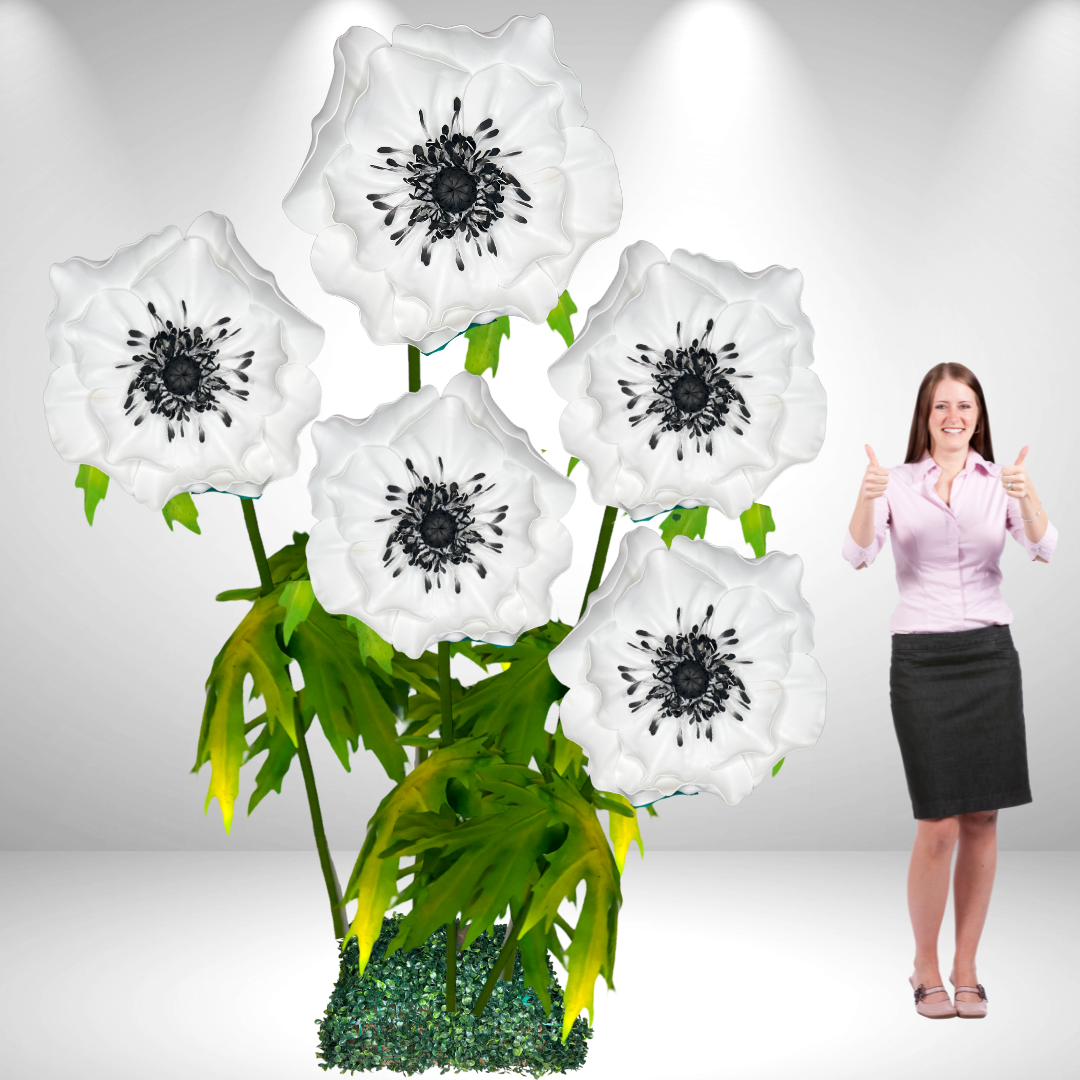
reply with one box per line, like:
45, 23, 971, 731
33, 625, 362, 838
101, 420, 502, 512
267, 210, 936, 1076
952, 810, 998, 1001
908, 816, 960, 1002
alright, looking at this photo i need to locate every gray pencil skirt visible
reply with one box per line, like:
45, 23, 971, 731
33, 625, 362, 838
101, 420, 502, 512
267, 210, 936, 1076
889, 624, 1032, 820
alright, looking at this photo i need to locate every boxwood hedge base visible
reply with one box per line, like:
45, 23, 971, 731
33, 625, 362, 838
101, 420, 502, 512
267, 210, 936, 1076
317, 915, 591, 1076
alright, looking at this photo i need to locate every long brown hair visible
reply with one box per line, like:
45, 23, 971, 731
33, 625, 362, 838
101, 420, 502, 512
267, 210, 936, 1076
904, 363, 994, 464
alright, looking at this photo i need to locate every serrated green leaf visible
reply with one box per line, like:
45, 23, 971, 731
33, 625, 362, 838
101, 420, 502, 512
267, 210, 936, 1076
193, 593, 297, 833
454, 623, 571, 765
346, 616, 395, 676
343, 738, 495, 975
161, 492, 201, 534
75, 464, 109, 525
772, 756, 785, 777
567, 456, 579, 476
659, 505, 709, 547
288, 603, 408, 781
279, 578, 315, 645
545, 291, 578, 347
245, 709, 299, 815
463, 316, 511, 377
604, 793, 644, 873
740, 502, 775, 558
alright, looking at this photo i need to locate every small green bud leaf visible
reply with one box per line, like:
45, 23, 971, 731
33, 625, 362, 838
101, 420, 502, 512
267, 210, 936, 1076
567, 456, 579, 476
279, 579, 315, 645
739, 502, 775, 558
545, 290, 578, 347
347, 616, 395, 676
215, 587, 263, 602
75, 464, 109, 525
659, 505, 708, 548
772, 756, 785, 777
161, 492, 201, 534
463, 316, 511, 377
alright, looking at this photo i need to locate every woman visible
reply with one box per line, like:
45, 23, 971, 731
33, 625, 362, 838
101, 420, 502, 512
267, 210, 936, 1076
843, 362, 1056, 1020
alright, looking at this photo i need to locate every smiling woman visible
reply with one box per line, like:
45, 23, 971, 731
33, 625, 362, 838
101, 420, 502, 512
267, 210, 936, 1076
843, 361, 1057, 1020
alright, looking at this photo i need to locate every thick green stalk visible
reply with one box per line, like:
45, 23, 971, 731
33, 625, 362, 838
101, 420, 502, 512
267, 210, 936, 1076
241, 497, 274, 595
238, 496, 345, 940
579, 504, 618, 618
436, 639, 457, 1009
294, 700, 348, 940
408, 344, 421, 392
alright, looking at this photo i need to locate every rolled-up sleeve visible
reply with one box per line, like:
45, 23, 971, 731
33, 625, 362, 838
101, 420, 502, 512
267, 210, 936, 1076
842, 495, 889, 569
1006, 499, 1058, 561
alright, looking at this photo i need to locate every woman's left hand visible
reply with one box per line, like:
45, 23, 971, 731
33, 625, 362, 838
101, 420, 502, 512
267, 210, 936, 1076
1001, 446, 1030, 499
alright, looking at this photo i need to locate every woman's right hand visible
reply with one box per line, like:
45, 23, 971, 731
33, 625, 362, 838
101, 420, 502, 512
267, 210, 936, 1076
860, 445, 889, 500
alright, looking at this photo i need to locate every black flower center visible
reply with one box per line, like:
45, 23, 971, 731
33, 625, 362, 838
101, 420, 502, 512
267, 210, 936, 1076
432, 167, 477, 213
672, 659, 709, 698
367, 97, 531, 272
162, 355, 202, 397
114, 300, 252, 443
620, 318, 754, 460
420, 508, 457, 548
620, 606, 753, 746
377, 457, 509, 594
671, 373, 709, 414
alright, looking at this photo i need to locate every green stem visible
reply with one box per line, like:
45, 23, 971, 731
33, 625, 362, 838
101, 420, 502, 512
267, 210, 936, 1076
438, 640, 454, 746
408, 344, 421, 393
579, 504, 618, 618
239, 497, 345, 940
241, 497, 274, 596
473, 891, 532, 1017
294, 701, 348, 940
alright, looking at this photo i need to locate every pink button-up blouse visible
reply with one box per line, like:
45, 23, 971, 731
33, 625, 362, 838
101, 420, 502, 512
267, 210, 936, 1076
842, 449, 1058, 634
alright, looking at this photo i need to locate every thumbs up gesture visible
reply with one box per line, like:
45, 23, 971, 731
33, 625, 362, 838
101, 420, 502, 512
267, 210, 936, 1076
861, 445, 889, 500
1001, 446, 1029, 499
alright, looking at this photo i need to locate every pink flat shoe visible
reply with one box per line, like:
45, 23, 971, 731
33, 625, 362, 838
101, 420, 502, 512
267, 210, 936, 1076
949, 974, 988, 1019
909, 975, 957, 1019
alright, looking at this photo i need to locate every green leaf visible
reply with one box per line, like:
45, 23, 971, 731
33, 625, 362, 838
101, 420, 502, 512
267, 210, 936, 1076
193, 593, 297, 833
245, 709, 299, 815
342, 738, 495, 975
287, 603, 408, 781
455, 623, 571, 765
74, 465, 109, 525
279, 579, 315, 645
567, 456, 579, 476
215, 587, 263, 603
740, 502, 775, 558
545, 290, 578, 347
659, 505, 709, 547
346, 616, 394, 676
161, 492, 201, 534
463, 316, 511, 376
604, 793, 644, 873
772, 756, 785, 777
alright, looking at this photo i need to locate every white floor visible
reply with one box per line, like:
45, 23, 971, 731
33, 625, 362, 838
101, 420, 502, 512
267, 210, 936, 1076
1, 851, 1077, 1079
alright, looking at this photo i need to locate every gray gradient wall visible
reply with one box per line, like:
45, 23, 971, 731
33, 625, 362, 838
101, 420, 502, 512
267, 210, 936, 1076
1, 0, 1075, 852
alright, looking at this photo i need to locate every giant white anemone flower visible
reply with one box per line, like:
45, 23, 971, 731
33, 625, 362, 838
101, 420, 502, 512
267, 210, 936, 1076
284, 14, 622, 354
307, 372, 575, 658
548, 242, 826, 520
44, 212, 323, 510
548, 528, 826, 806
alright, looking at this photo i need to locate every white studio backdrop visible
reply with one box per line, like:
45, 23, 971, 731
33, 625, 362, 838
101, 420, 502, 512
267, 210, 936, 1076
1, 0, 1075, 852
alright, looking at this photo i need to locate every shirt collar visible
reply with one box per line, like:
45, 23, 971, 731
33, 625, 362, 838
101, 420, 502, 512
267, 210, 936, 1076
915, 449, 992, 478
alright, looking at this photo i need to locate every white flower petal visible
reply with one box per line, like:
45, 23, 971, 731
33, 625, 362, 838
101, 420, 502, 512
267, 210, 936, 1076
283, 26, 390, 236
394, 15, 586, 128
